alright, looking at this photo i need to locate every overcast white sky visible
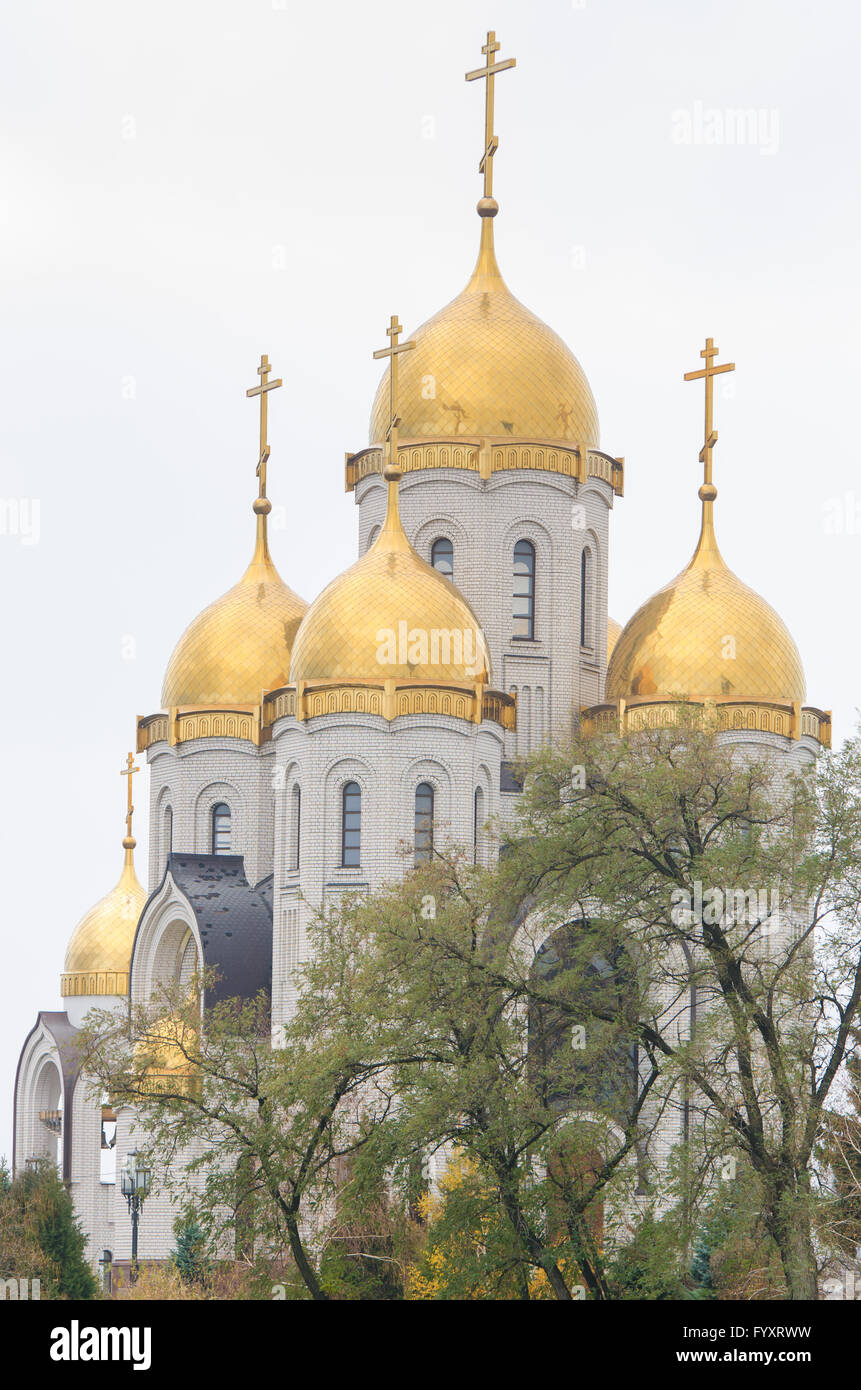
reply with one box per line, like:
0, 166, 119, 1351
1, 0, 859, 1162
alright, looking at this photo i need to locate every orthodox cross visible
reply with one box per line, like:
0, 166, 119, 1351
246, 354, 282, 502
465, 30, 516, 204
120, 752, 139, 840
372, 315, 415, 471
683, 337, 735, 488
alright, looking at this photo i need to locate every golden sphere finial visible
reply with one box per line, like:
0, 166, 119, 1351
477, 196, 498, 218
253, 497, 272, 515
122, 836, 136, 850
383, 463, 402, 482
699, 483, 717, 502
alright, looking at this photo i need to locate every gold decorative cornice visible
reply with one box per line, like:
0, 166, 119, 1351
61, 970, 130, 997
137, 681, 517, 748
137, 707, 262, 751
346, 439, 623, 495
262, 681, 516, 730
581, 697, 831, 748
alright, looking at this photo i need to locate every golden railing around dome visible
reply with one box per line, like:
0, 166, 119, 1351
137, 707, 262, 751
345, 438, 624, 497
136, 684, 516, 750
581, 697, 832, 749
61, 969, 131, 997
263, 681, 516, 731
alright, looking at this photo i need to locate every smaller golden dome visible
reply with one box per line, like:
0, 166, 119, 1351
62, 847, 146, 992
607, 616, 622, 665
606, 498, 805, 705
369, 220, 599, 448
290, 478, 490, 686
162, 522, 308, 708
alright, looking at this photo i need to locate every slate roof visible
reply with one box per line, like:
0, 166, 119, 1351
166, 854, 273, 1007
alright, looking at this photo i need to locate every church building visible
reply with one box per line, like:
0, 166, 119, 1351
12, 31, 830, 1267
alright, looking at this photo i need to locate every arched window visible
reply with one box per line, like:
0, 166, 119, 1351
580, 547, 593, 648
414, 782, 434, 863
473, 786, 485, 864
513, 539, 535, 639
163, 805, 173, 862
431, 537, 454, 579
341, 782, 361, 867
212, 802, 231, 854
367, 525, 381, 552
290, 785, 301, 871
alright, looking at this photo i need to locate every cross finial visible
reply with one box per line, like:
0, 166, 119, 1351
372, 315, 415, 476
120, 751, 139, 846
246, 354, 283, 509
465, 30, 516, 216
683, 337, 735, 496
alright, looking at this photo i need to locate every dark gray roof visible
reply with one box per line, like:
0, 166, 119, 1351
166, 854, 272, 1008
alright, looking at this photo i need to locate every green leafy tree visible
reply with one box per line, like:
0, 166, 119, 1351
498, 716, 861, 1299
0, 1159, 97, 1299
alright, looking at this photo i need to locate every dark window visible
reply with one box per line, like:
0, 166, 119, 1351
431, 537, 454, 579
291, 785, 301, 871
513, 539, 535, 639
473, 786, 485, 863
212, 803, 231, 854
580, 547, 592, 647
163, 806, 173, 861
414, 782, 434, 863
341, 782, 362, 867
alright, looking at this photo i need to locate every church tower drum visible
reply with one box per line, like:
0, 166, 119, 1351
347, 31, 624, 768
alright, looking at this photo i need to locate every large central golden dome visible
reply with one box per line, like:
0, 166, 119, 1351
290, 477, 491, 685
606, 495, 805, 705
369, 221, 599, 447
162, 523, 308, 708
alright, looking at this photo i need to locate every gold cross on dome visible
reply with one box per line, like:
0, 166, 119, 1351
372, 315, 415, 470
246, 354, 282, 502
466, 30, 516, 203
120, 751, 139, 840
683, 337, 735, 487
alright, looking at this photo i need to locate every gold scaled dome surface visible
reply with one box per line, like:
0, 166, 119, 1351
62, 848, 146, 988
606, 503, 806, 705
369, 222, 599, 447
290, 479, 491, 685
162, 528, 308, 707
607, 616, 622, 665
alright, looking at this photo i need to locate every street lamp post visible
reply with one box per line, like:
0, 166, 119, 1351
120, 1150, 151, 1281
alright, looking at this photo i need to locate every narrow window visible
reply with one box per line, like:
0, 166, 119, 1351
431, 537, 454, 579
513, 540, 535, 639
341, 782, 361, 867
414, 782, 434, 863
163, 805, 173, 862
580, 547, 593, 648
367, 525, 381, 552
212, 802, 231, 854
291, 785, 301, 871
473, 787, 485, 864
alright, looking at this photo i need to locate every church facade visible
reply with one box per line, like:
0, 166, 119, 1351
12, 32, 830, 1269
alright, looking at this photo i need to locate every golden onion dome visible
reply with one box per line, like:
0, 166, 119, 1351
290, 474, 491, 686
62, 843, 146, 994
162, 520, 308, 708
606, 492, 805, 705
369, 220, 599, 448
607, 616, 622, 665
